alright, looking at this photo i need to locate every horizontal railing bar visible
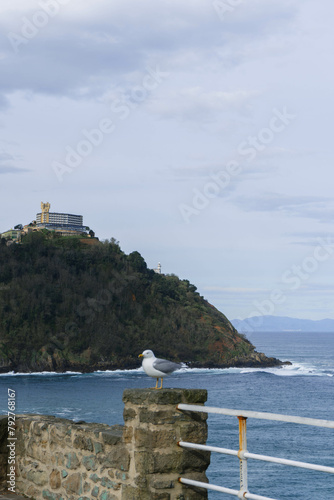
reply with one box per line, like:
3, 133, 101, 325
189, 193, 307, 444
178, 440, 238, 457
179, 477, 239, 496
245, 451, 334, 474
179, 477, 277, 500
178, 441, 334, 475
177, 404, 334, 428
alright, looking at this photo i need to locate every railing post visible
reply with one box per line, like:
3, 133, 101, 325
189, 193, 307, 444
238, 416, 248, 498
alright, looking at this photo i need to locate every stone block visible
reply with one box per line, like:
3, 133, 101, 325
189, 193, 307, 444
123, 388, 207, 406
63, 471, 82, 495
150, 477, 175, 489
134, 473, 147, 488
101, 446, 130, 471
179, 422, 208, 443
101, 475, 121, 490
152, 494, 171, 500
134, 450, 154, 474
54, 452, 65, 467
92, 485, 100, 497
83, 481, 91, 492
73, 434, 94, 452
17, 416, 33, 435
177, 410, 208, 423
42, 489, 64, 500
26, 437, 48, 462
94, 441, 104, 454
82, 454, 98, 471
179, 472, 209, 499
135, 450, 182, 474
31, 421, 43, 436
26, 484, 40, 499
49, 469, 61, 489
101, 425, 124, 445
121, 484, 151, 500
152, 451, 183, 474
65, 451, 80, 470
123, 407, 136, 421
115, 470, 128, 481
180, 449, 211, 473
90, 472, 100, 483
138, 408, 189, 425
27, 469, 48, 486
134, 427, 176, 448
136, 447, 210, 475
99, 490, 118, 500
49, 423, 72, 447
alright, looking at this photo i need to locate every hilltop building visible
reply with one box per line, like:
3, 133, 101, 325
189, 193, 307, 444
36, 202, 87, 235
0, 228, 22, 243
1, 202, 90, 244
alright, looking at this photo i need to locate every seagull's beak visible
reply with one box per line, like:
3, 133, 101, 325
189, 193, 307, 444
138, 353, 143, 358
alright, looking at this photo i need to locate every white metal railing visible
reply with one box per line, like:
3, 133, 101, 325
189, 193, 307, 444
177, 404, 334, 500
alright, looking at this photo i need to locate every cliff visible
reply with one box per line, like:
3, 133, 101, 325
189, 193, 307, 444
0, 232, 282, 372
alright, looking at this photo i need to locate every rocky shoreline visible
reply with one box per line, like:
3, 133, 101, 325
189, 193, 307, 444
0, 350, 290, 374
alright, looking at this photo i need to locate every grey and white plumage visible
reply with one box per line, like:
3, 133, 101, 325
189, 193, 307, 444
138, 349, 182, 389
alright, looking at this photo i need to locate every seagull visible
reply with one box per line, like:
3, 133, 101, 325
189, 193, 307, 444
138, 349, 182, 389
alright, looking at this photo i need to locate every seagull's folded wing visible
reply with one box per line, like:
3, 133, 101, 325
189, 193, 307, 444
153, 358, 182, 374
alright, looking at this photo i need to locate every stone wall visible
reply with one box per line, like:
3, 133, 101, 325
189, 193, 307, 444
0, 389, 210, 499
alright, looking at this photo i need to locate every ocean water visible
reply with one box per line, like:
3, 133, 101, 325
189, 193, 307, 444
1, 332, 334, 499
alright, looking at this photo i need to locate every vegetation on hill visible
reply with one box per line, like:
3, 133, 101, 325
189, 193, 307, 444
0, 232, 282, 372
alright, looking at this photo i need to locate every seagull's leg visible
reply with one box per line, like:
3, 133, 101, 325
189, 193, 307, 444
159, 378, 163, 389
153, 378, 159, 389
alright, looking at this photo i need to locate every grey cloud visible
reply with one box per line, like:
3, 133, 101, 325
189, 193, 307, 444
167, 162, 241, 195
287, 231, 334, 239
0, 0, 300, 101
0, 165, 29, 174
231, 192, 334, 222
170, 161, 277, 180
0, 1, 220, 99
216, 0, 297, 34
148, 88, 258, 123
284, 231, 334, 247
0, 152, 29, 174
1, 30, 141, 99
0, 94, 9, 110
213, 0, 298, 65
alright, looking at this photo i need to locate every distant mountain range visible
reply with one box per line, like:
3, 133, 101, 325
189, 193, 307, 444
232, 315, 334, 333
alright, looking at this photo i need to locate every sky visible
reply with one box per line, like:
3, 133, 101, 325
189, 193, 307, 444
1, 0, 333, 322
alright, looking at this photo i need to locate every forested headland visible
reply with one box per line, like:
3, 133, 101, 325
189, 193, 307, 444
0, 232, 282, 372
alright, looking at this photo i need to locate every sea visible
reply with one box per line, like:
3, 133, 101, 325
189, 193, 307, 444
1, 331, 334, 500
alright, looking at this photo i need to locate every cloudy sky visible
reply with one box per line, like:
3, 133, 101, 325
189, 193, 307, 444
1, 0, 333, 322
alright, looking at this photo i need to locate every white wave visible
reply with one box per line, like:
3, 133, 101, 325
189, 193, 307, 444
1, 363, 332, 378
93, 364, 334, 377
93, 367, 144, 375
0, 370, 82, 377
239, 362, 334, 377
177, 366, 244, 375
